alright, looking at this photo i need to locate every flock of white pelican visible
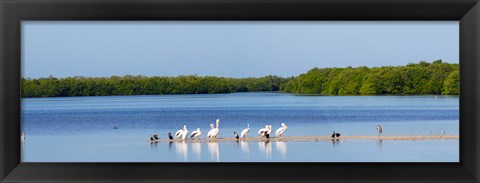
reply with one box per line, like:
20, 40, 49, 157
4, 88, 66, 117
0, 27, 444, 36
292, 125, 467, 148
150, 119, 288, 142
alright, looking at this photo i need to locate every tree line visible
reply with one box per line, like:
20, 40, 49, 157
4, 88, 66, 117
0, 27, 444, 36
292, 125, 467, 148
21, 75, 290, 97
281, 60, 459, 95
21, 60, 459, 98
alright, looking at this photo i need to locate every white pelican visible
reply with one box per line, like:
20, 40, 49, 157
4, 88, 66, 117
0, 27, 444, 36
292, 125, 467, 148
275, 123, 288, 137
265, 125, 273, 138
258, 125, 269, 137
175, 127, 183, 139
181, 125, 188, 140
207, 119, 220, 139
175, 125, 188, 140
191, 128, 202, 139
206, 124, 214, 137
240, 124, 250, 138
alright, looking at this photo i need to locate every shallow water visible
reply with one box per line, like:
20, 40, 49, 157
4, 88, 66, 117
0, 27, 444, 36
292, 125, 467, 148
21, 93, 459, 162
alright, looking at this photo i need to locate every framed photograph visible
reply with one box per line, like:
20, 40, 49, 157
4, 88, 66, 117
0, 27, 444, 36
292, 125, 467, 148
1, 0, 479, 182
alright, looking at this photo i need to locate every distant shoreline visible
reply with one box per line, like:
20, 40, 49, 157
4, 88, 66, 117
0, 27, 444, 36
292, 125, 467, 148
21, 61, 459, 98
20, 92, 460, 99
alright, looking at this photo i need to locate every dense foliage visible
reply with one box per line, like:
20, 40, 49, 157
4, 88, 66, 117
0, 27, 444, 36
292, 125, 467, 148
281, 60, 459, 95
21, 75, 289, 97
21, 60, 459, 98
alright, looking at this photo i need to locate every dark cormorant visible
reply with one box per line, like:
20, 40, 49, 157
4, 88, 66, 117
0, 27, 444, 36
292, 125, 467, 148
168, 132, 173, 141
234, 131, 239, 139
149, 134, 159, 141
331, 131, 341, 138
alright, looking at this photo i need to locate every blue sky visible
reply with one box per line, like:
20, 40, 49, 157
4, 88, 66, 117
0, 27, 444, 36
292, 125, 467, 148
22, 21, 459, 78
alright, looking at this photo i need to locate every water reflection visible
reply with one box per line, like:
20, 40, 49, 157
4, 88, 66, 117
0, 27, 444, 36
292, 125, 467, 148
21, 140, 26, 161
240, 140, 249, 157
207, 141, 220, 162
258, 141, 272, 159
150, 141, 159, 152
275, 141, 287, 159
233, 140, 240, 149
175, 142, 188, 162
191, 142, 201, 160
331, 139, 340, 149
377, 139, 383, 151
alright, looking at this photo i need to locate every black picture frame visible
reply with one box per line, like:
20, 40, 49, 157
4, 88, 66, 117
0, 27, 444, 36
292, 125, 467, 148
1, 0, 479, 182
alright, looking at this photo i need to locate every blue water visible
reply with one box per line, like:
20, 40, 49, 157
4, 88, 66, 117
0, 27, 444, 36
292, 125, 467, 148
21, 93, 459, 162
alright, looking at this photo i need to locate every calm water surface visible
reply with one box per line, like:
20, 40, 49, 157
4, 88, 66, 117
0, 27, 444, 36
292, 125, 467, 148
21, 93, 459, 162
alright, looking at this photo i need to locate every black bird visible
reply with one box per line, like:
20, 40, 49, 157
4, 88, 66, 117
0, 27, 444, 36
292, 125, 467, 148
150, 134, 159, 141
331, 131, 341, 138
234, 131, 239, 140
168, 132, 173, 141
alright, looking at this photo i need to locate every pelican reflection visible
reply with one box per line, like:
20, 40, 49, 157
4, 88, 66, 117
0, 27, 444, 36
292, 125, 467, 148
207, 141, 220, 162
275, 141, 287, 159
240, 140, 249, 156
258, 141, 272, 159
191, 142, 201, 160
175, 141, 188, 162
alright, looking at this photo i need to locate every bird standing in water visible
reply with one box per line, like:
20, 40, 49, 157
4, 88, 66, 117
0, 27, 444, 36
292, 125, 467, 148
175, 124, 188, 140
377, 124, 383, 137
275, 123, 288, 138
265, 125, 272, 139
234, 131, 239, 140
207, 119, 220, 139
150, 134, 159, 142
181, 125, 188, 140
191, 128, 202, 139
240, 124, 250, 138
258, 125, 269, 138
168, 132, 173, 141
